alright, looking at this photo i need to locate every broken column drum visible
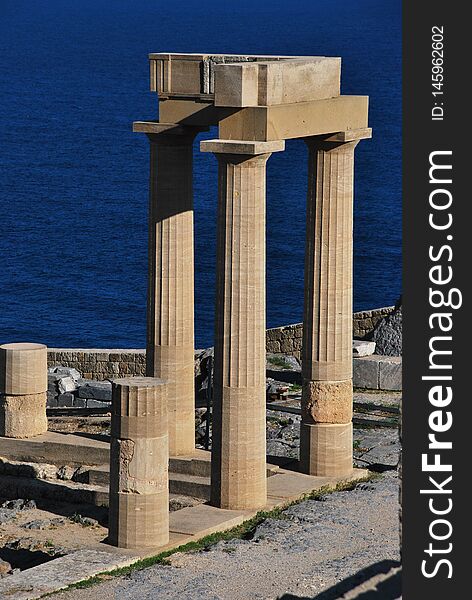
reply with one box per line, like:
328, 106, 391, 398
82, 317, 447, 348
0, 343, 48, 438
134, 53, 371, 504
108, 377, 169, 549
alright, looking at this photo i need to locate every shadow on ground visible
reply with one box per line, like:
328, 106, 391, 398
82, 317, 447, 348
278, 560, 401, 599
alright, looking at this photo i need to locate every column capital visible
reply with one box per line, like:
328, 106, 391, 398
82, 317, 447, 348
200, 138, 285, 156
304, 127, 372, 149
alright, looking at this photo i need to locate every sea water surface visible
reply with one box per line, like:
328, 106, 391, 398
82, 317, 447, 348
0, 0, 401, 349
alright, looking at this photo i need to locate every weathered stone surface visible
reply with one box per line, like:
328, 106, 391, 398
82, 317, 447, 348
379, 357, 402, 391
0, 559, 11, 577
300, 422, 353, 477
0, 343, 48, 396
77, 380, 112, 401
57, 393, 75, 407
300, 138, 363, 476
373, 302, 402, 356
0, 392, 48, 438
109, 377, 169, 549
302, 380, 352, 424
144, 129, 200, 457
201, 146, 280, 511
214, 57, 341, 107
353, 356, 380, 390
48, 366, 81, 382
57, 376, 76, 394
353, 340, 376, 357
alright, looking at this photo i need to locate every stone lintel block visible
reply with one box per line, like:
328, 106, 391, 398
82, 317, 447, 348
379, 357, 402, 391
300, 422, 353, 477
0, 343, 48, 396
352, 356, 381, 390
149, 53, 310, 97
132, 121, 209, 136
219, 95, 369, 142
322, 127, 372, 143
200, 138, 285, 155
214, 58, 341, 107
0, 392, 48, 438
302, 380, 352, 424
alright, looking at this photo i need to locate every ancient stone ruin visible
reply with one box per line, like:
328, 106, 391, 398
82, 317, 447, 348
0, 52, 373, 593
134, 53, 371, 508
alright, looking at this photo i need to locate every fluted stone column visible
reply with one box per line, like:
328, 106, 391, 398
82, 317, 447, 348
134, 122, 204, 456
300, 135, 363, 477
108, 377, 169, 549
201, 139, 284, 510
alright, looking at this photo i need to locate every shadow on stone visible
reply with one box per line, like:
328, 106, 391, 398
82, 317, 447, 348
277, 560, 401, 600
0, 547, 60, 571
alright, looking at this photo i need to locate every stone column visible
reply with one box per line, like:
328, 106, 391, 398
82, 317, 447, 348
300, 134, 364, 477
0, 343, 48, 438
108, 377, 169, 549
201, 139, 285, 510
133, 122, 204, 457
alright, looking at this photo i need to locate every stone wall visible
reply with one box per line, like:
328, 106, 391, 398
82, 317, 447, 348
48, 349, 146, 381
265, 306, 396, 359
47, 306, 395, 381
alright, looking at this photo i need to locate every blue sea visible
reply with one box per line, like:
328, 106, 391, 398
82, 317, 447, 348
0, 0, 401, 349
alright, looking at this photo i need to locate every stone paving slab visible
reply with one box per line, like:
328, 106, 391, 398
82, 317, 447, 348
0, 432, 109, 466
0, 549, 140, 600
169, 504, 248, 537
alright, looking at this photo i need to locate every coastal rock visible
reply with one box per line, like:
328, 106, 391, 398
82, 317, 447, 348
373, 301, 402, 356
194, 347, 214, 401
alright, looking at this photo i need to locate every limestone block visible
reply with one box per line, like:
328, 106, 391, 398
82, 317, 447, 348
77, 380, 112, 401
379, 357, 402, 391
214, 58, 341, 107
150, 53, 297, 97
353, 340, 376, 356
302, 380, 352, 424
218, 96, 369, 142
0, 343, 47, 396
108, 377, 169, 549
108, 493, 169, 549
300, 422, 353, 477
352, 356, 380, 389
0, 392, 48, 438
57, 376, 76, 394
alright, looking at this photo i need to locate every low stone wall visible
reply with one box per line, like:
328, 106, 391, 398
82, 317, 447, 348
47, 306, 396, 381
266, 306, 396, 359
48, 349, 146, 381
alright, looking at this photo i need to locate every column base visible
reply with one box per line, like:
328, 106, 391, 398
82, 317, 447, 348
300, 422, 353, 477
108, 492, 169, 549
0, 392, 47, 439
